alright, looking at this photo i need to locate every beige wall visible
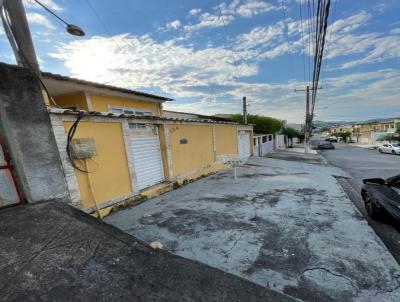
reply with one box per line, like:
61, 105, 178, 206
167, 124, 214, 178
54, 92, 88, 110
215, 125, 238, 156
53, 113, 253, 213
89, 93, 162, 116
63, 121, 132, 209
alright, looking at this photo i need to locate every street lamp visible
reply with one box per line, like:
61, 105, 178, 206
66, 24, 85, 37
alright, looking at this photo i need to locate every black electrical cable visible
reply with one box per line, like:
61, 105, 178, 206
66, 111, 90, 173
32, 0, 69, 26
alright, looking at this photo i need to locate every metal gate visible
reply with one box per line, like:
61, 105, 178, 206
129, 124, 164, 190
0, 135, 21, 209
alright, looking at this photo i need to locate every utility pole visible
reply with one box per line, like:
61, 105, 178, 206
295, 86, 321, 153
1, 0, 40, 76
243, 96, 247, 124
305, 85, 310, 148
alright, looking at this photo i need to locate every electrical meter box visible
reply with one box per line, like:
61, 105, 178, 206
71, 138, 97, 159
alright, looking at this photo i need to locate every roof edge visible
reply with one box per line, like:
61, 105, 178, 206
47, 108, 250, 126
42, 71, 173, 102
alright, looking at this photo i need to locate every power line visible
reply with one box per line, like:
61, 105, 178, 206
309, 0, 331, 136
84, 0, 113, 36
216, 0, 242, 79
279, 0, 295, 80
298, 0, 307, 83
319, 0, 337, 78
306, 0, 313, 86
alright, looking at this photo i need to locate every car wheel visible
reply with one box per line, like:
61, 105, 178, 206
364, 192, 380, 220
379, 149, 383, 153
392, 150, 396, 155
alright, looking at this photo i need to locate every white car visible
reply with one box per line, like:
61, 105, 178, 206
378, 143, 400, 155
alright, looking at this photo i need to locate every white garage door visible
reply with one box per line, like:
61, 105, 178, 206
238, 130, 251, 160
129, 124, 164, 190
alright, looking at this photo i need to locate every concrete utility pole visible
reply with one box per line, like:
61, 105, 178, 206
1, 0, 41, 76
294, 85, 321, 153
243, 96, 247, 124
305, 85, 310, 145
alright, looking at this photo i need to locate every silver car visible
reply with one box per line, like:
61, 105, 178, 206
378, 143, 400, 155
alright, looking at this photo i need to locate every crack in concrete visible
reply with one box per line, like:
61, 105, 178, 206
372, 275, 400, 296
301, 267, 359, 291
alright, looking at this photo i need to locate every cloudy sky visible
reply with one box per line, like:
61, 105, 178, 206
1, 0, 399, 122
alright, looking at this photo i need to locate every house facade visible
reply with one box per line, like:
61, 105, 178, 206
327, 119, 399, 144
43, 73, 253, 215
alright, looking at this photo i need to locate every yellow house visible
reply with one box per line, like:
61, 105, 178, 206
44, 73, 253, 215
43, 72, 168, 116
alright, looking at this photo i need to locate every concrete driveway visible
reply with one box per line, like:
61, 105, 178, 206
105, 156, 400, 301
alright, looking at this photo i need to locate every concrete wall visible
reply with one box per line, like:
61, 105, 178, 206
50, 112, 253, 212
63, 121, 133, 210
215, 125, 238, 159
0, 64, 69, 203
168, 124, 215, 178
238, 126, 254, 155
275, 134, 286, 150
254, 135, 274, 156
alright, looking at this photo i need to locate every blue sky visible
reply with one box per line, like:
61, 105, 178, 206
1, 0, 399, 123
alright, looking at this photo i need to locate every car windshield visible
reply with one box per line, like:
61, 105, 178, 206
392, 143, 400, 147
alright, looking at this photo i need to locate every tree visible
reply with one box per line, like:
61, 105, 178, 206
229, 114, 282, 134
282, 127, 302, 138
396, 122, 400, 135
336, 131, 352, 142
377, 133, 400, 143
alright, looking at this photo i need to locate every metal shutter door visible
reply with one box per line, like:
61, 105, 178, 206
130, 131, 164, 191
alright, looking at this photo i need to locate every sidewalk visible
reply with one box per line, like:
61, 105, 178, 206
286, 145, 318, 155
0, 201, 294, 302
352, 143, 378, 149
106, 156, 400, 301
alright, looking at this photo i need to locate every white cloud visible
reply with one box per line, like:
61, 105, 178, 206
235, 22, 285, 51
23, 0, 62, 11
188, 8, 202, 16
183, 0, 280, 32
235, 0, 279, 17
390, 28, 400, 35
336, 35, 400, 69
50, 34, 258, 98
321, 11, 400, 69
184, 12, 234, 31
26, 12, 55, 29
315, 69, 400, 120
166, 20, 182, 30
234, 10, 400, 71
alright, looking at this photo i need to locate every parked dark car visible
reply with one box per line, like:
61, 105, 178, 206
325, 137, 338, 142
361, 175, 400, 220
317, 141, 335, 150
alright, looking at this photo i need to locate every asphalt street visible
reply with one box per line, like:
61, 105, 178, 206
320, 143, 400, 263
